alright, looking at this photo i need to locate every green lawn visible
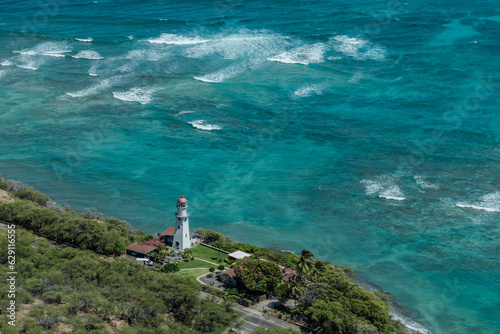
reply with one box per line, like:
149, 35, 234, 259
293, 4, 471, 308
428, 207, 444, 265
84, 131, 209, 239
191, 245, 228, 264
177, 260, 214, 269
178, 269, 209, 281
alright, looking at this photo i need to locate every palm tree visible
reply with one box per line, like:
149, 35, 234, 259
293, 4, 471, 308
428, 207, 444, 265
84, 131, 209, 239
310, 260, 327, 282
297, 249, 314, 276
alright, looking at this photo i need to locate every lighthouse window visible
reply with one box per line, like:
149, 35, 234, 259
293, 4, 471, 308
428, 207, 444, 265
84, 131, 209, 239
178, 225, 180, 229
185, 234, 187, 237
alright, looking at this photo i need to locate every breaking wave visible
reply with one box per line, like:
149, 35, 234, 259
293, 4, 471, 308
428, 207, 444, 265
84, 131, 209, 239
66, 78, 118, 97
268, 43, 326, 65
292, 84, 324, 99
75, 37, 93, 42
361, 177, 405, 201
72, 50, 104, 60
331, 35, 386, 61
456, 192, 500, 212
188, 120, 222, 131
148, 33, 209, 45
112, 87, 155, 105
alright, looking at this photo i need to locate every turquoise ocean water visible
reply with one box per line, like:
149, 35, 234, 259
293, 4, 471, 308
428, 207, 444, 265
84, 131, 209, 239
1, 0, 499, 332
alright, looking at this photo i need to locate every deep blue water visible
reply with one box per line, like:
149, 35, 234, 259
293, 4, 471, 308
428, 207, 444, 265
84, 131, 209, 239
1, 1, 499, 332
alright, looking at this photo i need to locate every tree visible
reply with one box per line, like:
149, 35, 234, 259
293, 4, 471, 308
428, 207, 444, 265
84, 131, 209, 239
297, 249, 314, 276
161, 262, 179, 273
182, 248, 193, 260
234, 258, 282, 295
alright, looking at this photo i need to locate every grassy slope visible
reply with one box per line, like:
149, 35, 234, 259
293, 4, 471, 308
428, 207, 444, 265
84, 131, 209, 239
191, 245, 228, 263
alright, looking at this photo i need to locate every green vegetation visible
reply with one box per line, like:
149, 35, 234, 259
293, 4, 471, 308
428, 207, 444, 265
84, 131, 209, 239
178, 269, 210, 281
0, 176, 406, 334
200, 229, 406, 334
0, 229, 238, 333
253, 328, 301, 334
177, 260, 213, 269
196, 228, 298, 268
234, 258, 282, 295
0, 175, 146, 256
190, 244, 228, 263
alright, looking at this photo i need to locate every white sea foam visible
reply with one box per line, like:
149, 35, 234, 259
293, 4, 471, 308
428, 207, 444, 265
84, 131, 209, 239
456, 192, 500, 212
188, 120, 222, 131
1, 60, 13, 66
88, 64, 99, 76
194, 64, 247, 83
177, 110, 196, 116
13, 50, 37, 55
414, 176, 439, 190
390, 312, 432, 334
14, 42, 72, 58
72, 50, 104, 60
361, 177, 405, 201
41, 52, 68, 57
332, 35, 386, 61
292, 84, 323, 99
148, 33, 209, 45
184, 33, 289, 60
268, 43, 326, 65
16, 61, 39, 70
75, 37, 93, 42
112, 87, 155, 105
66, 78, 117, 97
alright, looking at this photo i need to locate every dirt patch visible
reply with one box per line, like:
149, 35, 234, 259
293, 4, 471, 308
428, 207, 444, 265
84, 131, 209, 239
0, 189, 14, 203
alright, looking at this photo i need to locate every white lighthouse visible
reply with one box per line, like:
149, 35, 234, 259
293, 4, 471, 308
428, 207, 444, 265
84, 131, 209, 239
172, 195, 191, 250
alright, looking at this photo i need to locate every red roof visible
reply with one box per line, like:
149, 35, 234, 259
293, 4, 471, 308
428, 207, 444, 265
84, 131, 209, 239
144, 239, 164, 246
221, 268, 238, 279
178, 195, 187, 203
160, 226, 176, 237
125, 242, 157, 255
282, 272, 296, 282
282, 267, 295, 275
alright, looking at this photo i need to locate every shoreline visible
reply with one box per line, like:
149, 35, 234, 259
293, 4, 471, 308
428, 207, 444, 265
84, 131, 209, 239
0, 177, 429, 333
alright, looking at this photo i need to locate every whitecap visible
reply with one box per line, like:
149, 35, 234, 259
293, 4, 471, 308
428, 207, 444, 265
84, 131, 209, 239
148, 33, 209, 45
184, 33, 289, 60
13, 50, 37, 55
88, 64, 99, 76
66, 78, 117, 97
292, 84, 323, 99
332, 35, 385, 61
16, 62, 39, 70
456, 192, 500, 212
414, 176, 439, 190
177, 110, 196, 116
1, 60, 13, 66
194, 64, 246, 83
14, 41, 72, 57
112, 87, 155, 105
361, 177, 405, 201
268, 43, 326, 65
41, 52, 68, 57
188, 120, 222, 131
75, 37, 93, 42
72, 50, 104, 60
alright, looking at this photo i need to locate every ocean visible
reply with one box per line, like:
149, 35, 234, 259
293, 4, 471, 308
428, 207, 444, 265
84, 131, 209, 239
0, 0, 499, 332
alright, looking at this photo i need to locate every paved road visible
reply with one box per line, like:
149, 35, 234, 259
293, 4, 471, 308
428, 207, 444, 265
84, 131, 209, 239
199, 292, 301, 333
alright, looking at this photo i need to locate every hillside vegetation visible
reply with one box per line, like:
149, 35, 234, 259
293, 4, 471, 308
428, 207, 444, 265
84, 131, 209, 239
0, 228, 239, 333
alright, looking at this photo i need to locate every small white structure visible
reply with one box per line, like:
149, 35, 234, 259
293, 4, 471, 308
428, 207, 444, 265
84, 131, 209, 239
172, 195, 192, 250
228, 250, 251, 260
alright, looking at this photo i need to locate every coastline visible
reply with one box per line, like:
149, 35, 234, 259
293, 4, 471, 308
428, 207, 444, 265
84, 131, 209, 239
0, 176, 429, 333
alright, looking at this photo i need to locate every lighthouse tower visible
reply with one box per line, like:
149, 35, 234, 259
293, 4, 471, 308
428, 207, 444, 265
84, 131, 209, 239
172, 195, 191, 250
